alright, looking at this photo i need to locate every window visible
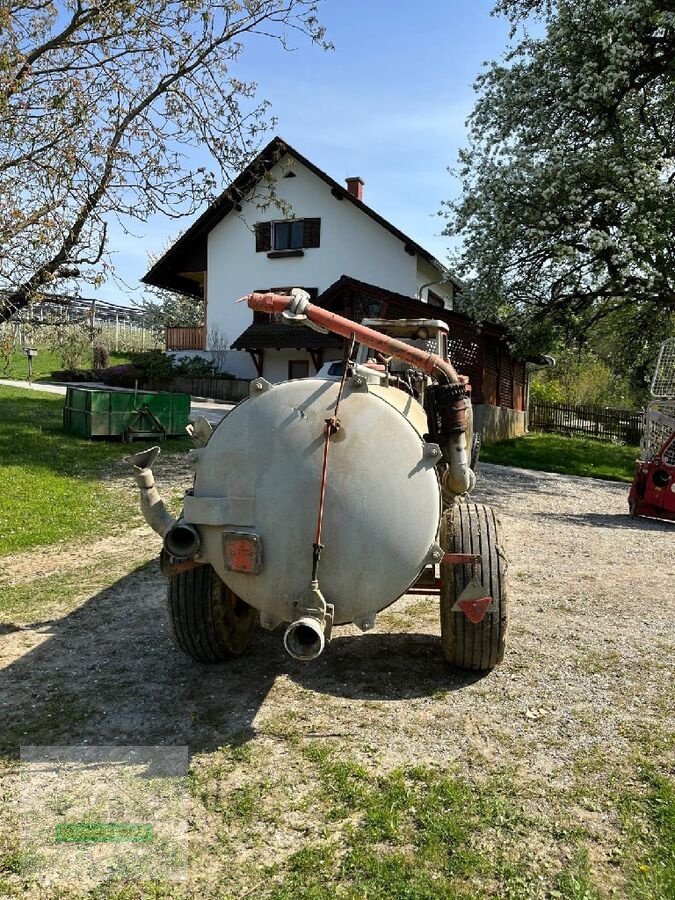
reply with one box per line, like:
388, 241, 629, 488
255, 218, 321, 252
274, 220, 304, 251
427, 290, 445, 308
288, 360, 310, 380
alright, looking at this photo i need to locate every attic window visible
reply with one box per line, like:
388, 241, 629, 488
274, 220, 304, 251
283, 171, 297, 178
255, 218, 321, 252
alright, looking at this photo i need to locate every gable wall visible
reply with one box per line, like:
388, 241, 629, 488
206, 155, 419, 378
415, 258, 454, 308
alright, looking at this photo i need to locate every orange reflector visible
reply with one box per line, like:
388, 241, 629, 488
223, 532, 262, 575
457, 596, 493, 624
452, 578, 494, 624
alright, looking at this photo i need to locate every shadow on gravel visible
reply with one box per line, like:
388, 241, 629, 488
0, 563, 478, 760
534, 511, 673, 531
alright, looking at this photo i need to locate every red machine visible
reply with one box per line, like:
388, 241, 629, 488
628, 339, 675, 522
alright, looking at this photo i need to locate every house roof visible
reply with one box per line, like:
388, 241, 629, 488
231, 321, 342, 351
142, 136, 462, 298
231, 276, 509, 355
319, 275, 508, 339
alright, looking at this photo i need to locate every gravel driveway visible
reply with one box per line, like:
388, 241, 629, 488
0, 461, 673, 895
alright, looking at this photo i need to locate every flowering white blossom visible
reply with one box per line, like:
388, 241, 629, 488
445, 0, 675, 352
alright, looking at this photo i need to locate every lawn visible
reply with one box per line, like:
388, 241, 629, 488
481, 431, 639, 482
0, 385, 190, 555
2, 348, 131, 382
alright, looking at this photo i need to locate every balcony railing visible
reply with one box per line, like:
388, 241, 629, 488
165, 326, 205, 351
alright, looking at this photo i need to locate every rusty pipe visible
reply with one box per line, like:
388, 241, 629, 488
246, 292, 461, 384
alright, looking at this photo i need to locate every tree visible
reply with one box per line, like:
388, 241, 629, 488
140, 292, 204, 329
445, 0, 675, 353
0, 1, 328, 323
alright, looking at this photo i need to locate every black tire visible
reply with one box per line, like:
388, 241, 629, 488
167, 564, 257, 663
439, 503, 508, 671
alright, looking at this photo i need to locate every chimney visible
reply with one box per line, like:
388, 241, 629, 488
345, 176, 365, 201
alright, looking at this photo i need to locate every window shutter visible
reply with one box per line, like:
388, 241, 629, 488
303, 218, 321, 248
255, 221, 271, 252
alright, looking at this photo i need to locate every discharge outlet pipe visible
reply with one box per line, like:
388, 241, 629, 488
125, 446, 201, 558
246, 292, 473, 495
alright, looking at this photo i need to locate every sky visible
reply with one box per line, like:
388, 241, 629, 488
102, 0, 513, 308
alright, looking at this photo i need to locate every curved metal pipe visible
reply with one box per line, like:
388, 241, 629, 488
124, 446, 177, 539
442, 433, 476, 496
246, 292, 460, 385
283, 617, 326, 662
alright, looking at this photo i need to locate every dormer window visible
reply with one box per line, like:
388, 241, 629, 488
255, 218, 321, 254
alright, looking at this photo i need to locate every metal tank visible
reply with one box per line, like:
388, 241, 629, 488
127, 290, 509, 671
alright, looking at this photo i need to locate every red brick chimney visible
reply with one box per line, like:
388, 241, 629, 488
345, 176, 365, 201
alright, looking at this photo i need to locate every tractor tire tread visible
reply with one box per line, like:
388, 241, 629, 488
167, 564, 256, 663
439, 502, 508, 671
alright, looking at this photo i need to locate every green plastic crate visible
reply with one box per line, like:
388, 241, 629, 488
63, 386, 190, 440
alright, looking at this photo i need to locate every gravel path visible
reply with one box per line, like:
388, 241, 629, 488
0, 462, 673, 893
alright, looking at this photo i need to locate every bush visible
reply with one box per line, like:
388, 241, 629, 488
173, 356, 217, 377
93, 343, 110, 369
128, 349, 175, 380
54, 329, 91, 370
0, 333, 15, 375
51, 369, 98, 383
99, 364, 144, 387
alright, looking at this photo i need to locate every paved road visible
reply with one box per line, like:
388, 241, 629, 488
0, 379, 234, 426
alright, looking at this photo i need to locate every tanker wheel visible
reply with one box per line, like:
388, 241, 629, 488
167, 564, 257, 663
439, 503, 508, 671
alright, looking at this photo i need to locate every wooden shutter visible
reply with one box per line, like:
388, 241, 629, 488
303, 218, 321, 248
255, 221, 271, 252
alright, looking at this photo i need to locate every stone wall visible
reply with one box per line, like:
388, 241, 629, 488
473, 404, 527, 443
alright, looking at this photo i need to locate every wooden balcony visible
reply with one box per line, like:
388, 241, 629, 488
165, 326, 205, 351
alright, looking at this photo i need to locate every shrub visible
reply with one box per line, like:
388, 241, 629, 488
99, 364, 144, 387
53, 328, 92, 370
51, 369, 98, 382
173, 356, 217, 377
93, 343, 110, 370
0, 333, 15, 375
128, 349, 175, 380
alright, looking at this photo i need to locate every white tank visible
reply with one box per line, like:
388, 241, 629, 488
184, 377, 442, 628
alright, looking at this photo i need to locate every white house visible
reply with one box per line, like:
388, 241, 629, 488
143, 136, 462, 383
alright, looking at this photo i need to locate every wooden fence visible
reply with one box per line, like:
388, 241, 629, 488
529, 401, 643, 444
143, 376, 250, 403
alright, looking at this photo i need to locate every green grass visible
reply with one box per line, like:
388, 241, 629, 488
0, 555, 153, 623
2, 348, 131, 381
0, 386, 190, 555
481, 431, 639, 482
253, 745, 548, 899
621, 765, 675, 899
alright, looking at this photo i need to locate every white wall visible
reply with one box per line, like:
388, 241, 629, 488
258, 348, 338, 384
415, 258, 455, 309
206, 154, 431, 378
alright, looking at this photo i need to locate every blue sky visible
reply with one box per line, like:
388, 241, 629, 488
104, 0, 511, 307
